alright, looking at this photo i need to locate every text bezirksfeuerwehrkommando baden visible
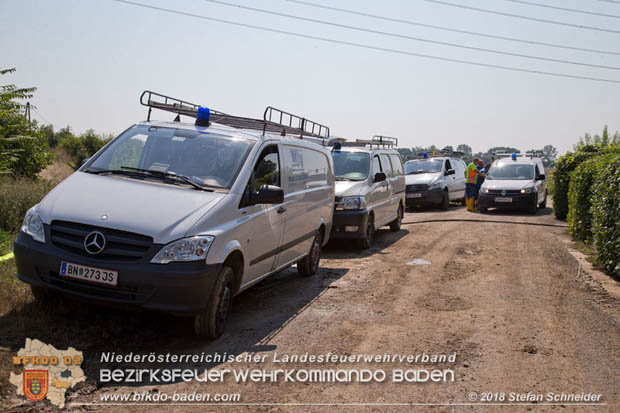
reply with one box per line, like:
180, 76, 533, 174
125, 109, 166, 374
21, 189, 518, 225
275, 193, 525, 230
100, 352, 457, 365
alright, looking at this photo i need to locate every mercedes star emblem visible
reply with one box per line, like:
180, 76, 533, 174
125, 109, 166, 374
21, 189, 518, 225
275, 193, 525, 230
84, 231, 106, 255
501, 190, 507, 196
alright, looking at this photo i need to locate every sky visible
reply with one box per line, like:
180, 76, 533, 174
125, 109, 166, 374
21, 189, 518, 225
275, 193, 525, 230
1, 0, 619, 155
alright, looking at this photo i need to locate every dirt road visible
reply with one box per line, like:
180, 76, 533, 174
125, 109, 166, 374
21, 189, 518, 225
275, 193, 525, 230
2, 203, 619, 412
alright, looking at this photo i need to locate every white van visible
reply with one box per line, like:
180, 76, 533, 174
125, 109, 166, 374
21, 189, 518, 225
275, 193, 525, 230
404, 154, 466, 210
14, 91, 335, 338
479, 153, 547, 214
330, 137, 406, 248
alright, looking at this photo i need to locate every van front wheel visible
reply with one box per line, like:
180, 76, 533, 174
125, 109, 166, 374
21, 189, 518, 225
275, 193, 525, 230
194, 266, 234, 338
298, 231, 322, 276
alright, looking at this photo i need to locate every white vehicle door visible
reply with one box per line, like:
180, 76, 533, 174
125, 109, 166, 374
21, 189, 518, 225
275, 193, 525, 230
452, 160, 466, 199
379, 153, 397, 223
367, 154, 389, 224
241, 144, 287, 281
275, 145, 329, 269
444, 158, 457, 200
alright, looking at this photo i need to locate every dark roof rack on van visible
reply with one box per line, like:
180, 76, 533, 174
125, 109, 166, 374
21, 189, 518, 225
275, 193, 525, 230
407, 149, 465, 160
341, 135, 398, 148
140, 90, 330, 140
495, 151, 541, 159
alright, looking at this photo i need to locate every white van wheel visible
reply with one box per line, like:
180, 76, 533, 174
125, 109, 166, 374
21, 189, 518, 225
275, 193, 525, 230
194, 266, 234, 338
298, 231, 322, 276
440, 190, 450, 211
358, 215, 375, 249
390, 204, 403, 232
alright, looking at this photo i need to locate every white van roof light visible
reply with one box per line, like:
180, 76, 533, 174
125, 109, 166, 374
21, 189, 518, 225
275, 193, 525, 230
407, 149, 466, 160
495, 150, 541, 159
140, 90, 330, 141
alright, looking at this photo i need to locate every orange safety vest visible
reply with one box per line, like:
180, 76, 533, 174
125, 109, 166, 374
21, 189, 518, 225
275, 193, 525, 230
465, 163, 478, 184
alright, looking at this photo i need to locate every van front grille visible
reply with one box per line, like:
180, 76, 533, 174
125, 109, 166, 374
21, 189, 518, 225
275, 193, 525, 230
50, 221, 153, 262
407, 184, 428, 192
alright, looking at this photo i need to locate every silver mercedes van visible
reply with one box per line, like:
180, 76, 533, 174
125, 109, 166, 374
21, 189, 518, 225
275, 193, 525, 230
14, 91, 335, 338
330, 137, 405, 249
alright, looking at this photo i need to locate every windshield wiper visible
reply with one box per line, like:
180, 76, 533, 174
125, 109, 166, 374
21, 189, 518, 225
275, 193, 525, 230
120, 166, 214, 191
84, 168, 149, 177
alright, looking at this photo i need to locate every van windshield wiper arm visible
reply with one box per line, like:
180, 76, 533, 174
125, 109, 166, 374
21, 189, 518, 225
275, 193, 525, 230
119, 166, 214, 191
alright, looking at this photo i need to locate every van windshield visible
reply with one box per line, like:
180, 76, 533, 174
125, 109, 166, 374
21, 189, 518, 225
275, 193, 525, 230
332, 151, 370, 181
405, 159, 442, 174
84, 125, 254, 189
486, 164, 534, 180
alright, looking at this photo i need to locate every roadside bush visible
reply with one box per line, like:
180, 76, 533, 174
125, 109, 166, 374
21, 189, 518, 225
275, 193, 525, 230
567, 158, 598, 241
60, 129, 111, 170
551, 150, 595, 220
591, 153, 620, 277
0, 177, 51, 232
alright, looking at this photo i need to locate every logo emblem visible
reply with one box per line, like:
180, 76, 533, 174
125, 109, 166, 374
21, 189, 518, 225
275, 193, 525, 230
23, 370, 48, 401
501, 190, 507, 196
101, 214, 108, 221
84, 231, 106, 255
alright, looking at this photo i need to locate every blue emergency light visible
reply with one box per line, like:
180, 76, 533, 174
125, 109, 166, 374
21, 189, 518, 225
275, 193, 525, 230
195, 106, 210, 127
332, 142, 342, 152
511, 153, 517, 160
423, 152, 428, 158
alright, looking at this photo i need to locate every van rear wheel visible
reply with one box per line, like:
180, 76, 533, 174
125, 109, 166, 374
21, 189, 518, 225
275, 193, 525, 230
194, 266, 234, 338
298, 231, 322, 276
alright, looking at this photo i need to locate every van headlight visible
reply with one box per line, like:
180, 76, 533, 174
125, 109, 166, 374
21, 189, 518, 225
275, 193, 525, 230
151, 236, 215, 264
482, 188, 490, 194
520, 187, 534, 194
336, 196, 366, 210
428, 181, 441, 190
21, 207, 45, 243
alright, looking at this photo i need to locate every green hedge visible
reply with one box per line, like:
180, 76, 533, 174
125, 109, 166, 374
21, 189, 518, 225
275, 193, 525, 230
551, 151, 595, 220
591, 153, 620, 277
567, 158, 598, 241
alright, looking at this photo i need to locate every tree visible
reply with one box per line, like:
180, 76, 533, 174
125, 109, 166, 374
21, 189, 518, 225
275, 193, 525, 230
456, 144, 472, 155
0, 67, 52, 177
541, 145, 558, 167
442, 145, 454, 152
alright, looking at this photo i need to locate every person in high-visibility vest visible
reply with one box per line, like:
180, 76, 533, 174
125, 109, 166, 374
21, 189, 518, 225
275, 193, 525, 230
465, 158, 484, 211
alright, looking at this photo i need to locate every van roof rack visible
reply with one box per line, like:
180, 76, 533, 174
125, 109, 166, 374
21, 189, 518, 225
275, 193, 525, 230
341, 135, 398, 148
495, 151, 541, 159
140, 90, 330, 140
406, 149, 465, 160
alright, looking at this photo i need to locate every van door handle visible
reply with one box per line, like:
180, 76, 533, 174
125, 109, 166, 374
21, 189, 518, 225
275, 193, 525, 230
277, 206, 287, 214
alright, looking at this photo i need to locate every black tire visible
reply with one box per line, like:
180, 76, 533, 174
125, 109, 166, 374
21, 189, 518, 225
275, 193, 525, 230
539, 193, 547, 209
194, 266, 234, 338
440, 190, 450, 211
480, 206, 488, 214
358, 214, 375, 249
528, 196, 538, 214
389, 204, 403, 232
298, 231, 322, 276
460, 198, 466, 206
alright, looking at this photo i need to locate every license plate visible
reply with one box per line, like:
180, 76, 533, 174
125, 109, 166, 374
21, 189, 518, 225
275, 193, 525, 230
495, 197, 512, 203
60, 261, 118, 286
407, 193, 422, 198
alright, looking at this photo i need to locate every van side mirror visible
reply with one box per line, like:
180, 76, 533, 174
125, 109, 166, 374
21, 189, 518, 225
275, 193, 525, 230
374, 172, 386, 183
252, 185, 284, 205
445, 169, 455, 176
537, 174, 546, 181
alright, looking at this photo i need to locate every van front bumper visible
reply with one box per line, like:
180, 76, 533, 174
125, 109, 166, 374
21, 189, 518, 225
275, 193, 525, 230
479, 192, 536, 210
330, 209, 369, 239
13, 232, 221, 316
405, 188, 443, 206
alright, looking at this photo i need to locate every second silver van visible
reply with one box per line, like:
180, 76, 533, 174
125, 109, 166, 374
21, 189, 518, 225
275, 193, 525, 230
329, 137, 406, 248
